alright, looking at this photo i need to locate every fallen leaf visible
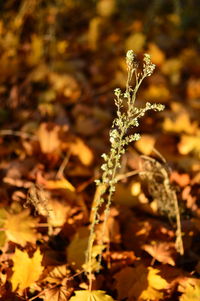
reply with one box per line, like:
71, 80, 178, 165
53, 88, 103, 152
142, 241, 176, 266
179, 278, 200, 301
4, 209, 39, 246
114, 264, 168, 300
44, 285, 72, 301
125, 32, 146, 53
11, 248, 43, 293
163, 112, 198, 134
44, 178, 75, 192
142, 84, 170, 102
37, 122, 62, 154
67, 227, 89, 270
97, 0, 116, 17
135, 135, 156, 155
70, 138, 93, 166
178, 134, 200, 158
180, 282, 200, 301
147, 43, 166, 66
69, 290, 115, 301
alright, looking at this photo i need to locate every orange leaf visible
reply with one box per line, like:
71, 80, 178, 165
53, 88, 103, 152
70, 138, 93, 166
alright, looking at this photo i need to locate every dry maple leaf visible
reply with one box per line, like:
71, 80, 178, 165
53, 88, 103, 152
114, 264, 168, 301
142, 241, 176, 266
4, 209, 39, 246
69, 290, 115, 301
11, 248, 43, 293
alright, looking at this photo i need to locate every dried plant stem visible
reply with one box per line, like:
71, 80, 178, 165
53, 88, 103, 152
85, 50, 165, 290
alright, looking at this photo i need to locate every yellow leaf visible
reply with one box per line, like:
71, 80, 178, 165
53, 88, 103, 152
88, 17, 103, 50
44, 178, 75, 192
163, 112, 198, 134
69, 290, 115, 301
178, 134, 200, 158
135, 135, 156, 155
147, 267, 168, 290
57, 40, 68, 54
114, 264, 168, 300
147, 43, 165, 66
70, 138, 93, 166
125, 32, 146, 53
4, 209, 39, 246
180, 281, 200, 301
27, 34, 43, 66
97, 0, 116, 18
11, 248, 43, 293
142, 84, 170, 102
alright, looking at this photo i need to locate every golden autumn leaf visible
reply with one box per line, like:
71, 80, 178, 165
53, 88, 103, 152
44, 178, 75, 192
180, 283, 200, 301
142, 84, 170, 102
163, 112, 198, 134
11, 248, 43, 293
70, 138, 94, 166
4, 209, 39, 246
135, 134, 156, 155
178, 134, 200, 158
147, 43, 166, 66
125, 32, 146, 53
96, 0, 116, 17
114, 264, 168, 300
69, 290, 115, 301
27, 34, 43, 66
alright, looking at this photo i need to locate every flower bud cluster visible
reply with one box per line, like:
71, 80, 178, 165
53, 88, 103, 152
143, 53, 156, 77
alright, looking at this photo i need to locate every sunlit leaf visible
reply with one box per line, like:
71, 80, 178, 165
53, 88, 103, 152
11, 248, 43, 293
125, 32, 146, 53
96, 0, 116, 17
147, 43, 165, 66
37, 122, 62, 154
142, 241, 176, 266
69, 290, 115, 301
70, 138, 94, 166
4, 209, 39, 246
114, 264, 168, 300
44, 178, 75, 192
